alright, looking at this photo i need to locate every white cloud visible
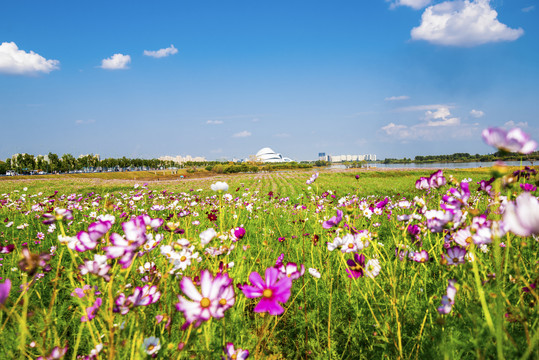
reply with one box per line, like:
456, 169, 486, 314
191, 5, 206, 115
522, 5, 535, 13
232, 130, 251, 138
143, 45, 178, 58
207, 120, 224, 125
390, 0, 432, 10
424, 106, 460, 126
411, 0, 524, 47
382, 106, 467, 140
470, 109, 485, 118
75, 119, 96, 125
385, 95, 410, 101
504, 120, 528, 129
0, 42, 59, 75
274, 133, 291, 138
100, 53, 131, 70
394, 104, 453, 112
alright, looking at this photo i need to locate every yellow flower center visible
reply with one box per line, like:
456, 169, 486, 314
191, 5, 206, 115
231, 354, 237, 359
453, 257, 459, 263
348, 243, 354, 249
148, 345, 154, 351
466, 237, 472, 244
180, 256, 187, 262
263, 289, 273, 298
200, 297, 211, 308
219, 298, 227, 306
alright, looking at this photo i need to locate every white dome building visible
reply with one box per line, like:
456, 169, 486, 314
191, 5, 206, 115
256, 147, 293, 163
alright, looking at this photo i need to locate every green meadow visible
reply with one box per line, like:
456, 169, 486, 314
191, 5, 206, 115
0, 168, 537, 359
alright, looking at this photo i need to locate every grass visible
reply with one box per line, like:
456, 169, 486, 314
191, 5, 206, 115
0, 167, 537, 359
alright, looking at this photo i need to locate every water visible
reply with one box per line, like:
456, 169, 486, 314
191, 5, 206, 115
329, 161, 536, 170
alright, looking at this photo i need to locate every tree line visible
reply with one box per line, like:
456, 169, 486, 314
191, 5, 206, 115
382, 151, 539, 164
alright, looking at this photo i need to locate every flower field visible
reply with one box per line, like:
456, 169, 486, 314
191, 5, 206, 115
0, 154, 538, 357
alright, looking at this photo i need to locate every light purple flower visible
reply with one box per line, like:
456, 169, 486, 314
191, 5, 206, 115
443, 247, 467, 266
438, 279, 457, 314
322, 209, 343, 229
482, 127, 538, 154
306, 172, 319, 185
241, 267, 292, 315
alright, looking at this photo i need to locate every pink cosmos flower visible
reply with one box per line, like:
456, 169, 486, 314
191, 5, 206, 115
104, 217, 148, 268
176, 270, 235, 328
223, 343, 250, 360
482, 127, 538, 154
276, 262, 305, 280
42, 209, 73, 225
503, 192, 539, 237
81, 298, 102, 322
241, 267, 292, 315
75, 220, 112, 252
114, 285, 161, 315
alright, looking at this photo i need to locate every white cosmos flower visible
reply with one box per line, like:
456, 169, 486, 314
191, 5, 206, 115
211, 181, 229, 192
308, 268, 321, 278
365, 259, 381, 279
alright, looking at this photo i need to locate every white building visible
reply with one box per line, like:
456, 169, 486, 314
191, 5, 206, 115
255, 148, 293, 163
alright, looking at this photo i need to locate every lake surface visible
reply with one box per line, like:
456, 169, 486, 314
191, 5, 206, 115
329, 161, 536, 170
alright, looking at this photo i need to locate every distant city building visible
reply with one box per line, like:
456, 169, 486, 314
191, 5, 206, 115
320, 153, 376, 162
158, 155, 207, 164
256, 147, 293, 163
78, 154, 100, 161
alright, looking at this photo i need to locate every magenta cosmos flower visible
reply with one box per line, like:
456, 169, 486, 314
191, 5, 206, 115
241, 267, 292, 315
0, 279, 11, 305
482, 127, 538, 154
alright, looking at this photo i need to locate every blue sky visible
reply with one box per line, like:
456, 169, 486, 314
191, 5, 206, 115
1, 0, 538, 161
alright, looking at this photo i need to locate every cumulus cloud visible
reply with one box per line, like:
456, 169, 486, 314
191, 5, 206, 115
522, 5, 535, 13
143, 45, 178, 58
232, 130, 251, 138
100, 53, 131, 70
411, 0, 524, 46
385, 95, 410, 101
390, 0, 432, 10
470, 109, 485, 118
504, 120, 528, 129
0, 42, 59, 75
381, 106, 469, 140
207, 120, 224, 125
424, 107, 460, 126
